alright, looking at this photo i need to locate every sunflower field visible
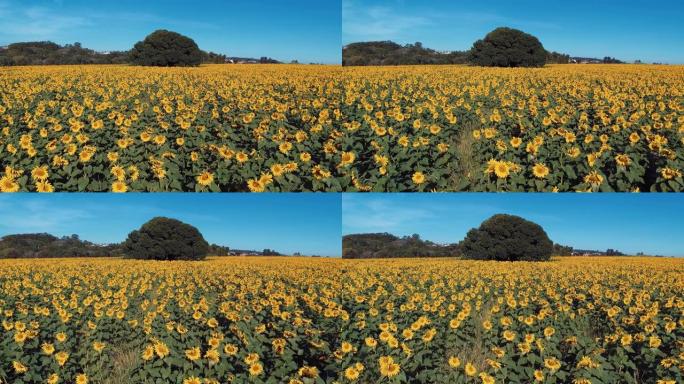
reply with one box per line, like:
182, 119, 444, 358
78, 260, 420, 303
0, 64, 345, 192
1, 257, 682, 384
2, 64, 682, 192
341, 65, 684, 191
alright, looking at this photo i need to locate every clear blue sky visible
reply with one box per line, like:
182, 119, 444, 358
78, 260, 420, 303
343, 194, 684, 257
0, 194, 342, 257
343, 0, 684, 64
0, 0, 342, 64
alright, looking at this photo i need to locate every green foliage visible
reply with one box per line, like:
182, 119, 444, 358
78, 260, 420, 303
469, 27, 547, 67
343, 41, 469, 66
461, 214, 553, 261
342, 233, 460, 259
0, 233, 122, 258
129, 30, 202, 67
0, 41, 129, 66
123, 217, 209, 260
553, 243, 574, 256
546, 51, 571, 64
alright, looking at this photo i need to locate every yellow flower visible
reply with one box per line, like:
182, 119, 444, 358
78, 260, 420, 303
13, 361, 28, 374
615, 154, 631, 167
56, 332, 67, 342
532, 163, 549, 179
584, 171, 604, 186
448, 356, 461, 368
55, 351, 69, 366
379, 356, 400, 378
249, 362, 263, 376
31, 165, 49, 181
185, 346, 201, 361
544, 357, 561, 372
154, 341, 170, 358
464, 362, 477, 377
92, 341, 106, 353
196, 171, 214, 186
494, 161, 510, 179
141, 345, 155, 361
340, 151, 356, 166
344, 366, 360, 380
412, 171, 426, 185
183, 377, 201, 384
111, 180, 128, 193
534, 370, 544, 382
75, 373, 88, 384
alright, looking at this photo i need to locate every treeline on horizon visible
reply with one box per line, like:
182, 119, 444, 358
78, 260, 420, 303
0, 41, 280, 67
341, 232, 622, 259
342, 40, 621, 67
0, 233, 282, 259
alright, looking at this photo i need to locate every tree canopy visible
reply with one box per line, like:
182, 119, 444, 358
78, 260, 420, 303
461, 214, 553, 261
469, 27, 547, 68
342, 233, 460, 259
129, 30, 203, 67
123, 217, 209, 260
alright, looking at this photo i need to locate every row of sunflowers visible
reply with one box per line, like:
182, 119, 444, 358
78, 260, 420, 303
1, 64, 682, 191
1, 256, 682, 383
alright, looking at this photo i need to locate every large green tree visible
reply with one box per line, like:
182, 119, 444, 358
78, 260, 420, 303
461, 214, 553, 261
129, 30, 202, 67
469, 27, 547, 68
123, 217, 209, 260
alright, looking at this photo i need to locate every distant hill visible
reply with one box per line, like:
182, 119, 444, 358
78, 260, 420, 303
342, 232, 630, 259
0, 233, 123, 258
342, 233, 460, 259
0, 232, 279, 259
343, 41, 469, 66
0, 41, 282, 66
343, 40, 610, 67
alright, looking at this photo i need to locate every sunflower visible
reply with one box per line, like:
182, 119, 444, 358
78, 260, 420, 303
344, 366, 360, 380
153, 342, 169, 358
31, 165, 48, 181
0, 176, 20, 192
111, 181, 128, 193
55, 351, 69, 366
249, 362, 263, 376
615, 154, 631, 167
412, 171, 426, 185
448, 356, 461, 368
584, 171, 604, 186
36, 180, 54, 193
271, 164, 285, 177
339, 151, 356, 166
379, 358, 400, 378
660, 167, 681, 180
534, 370, 544, 382
247, 179, 265, 192
12, 361, 28, 374
182, 377, 201, 384
75, 373, 88, 384
494, 161, 510, 179
185, 346, 201, 361
544, 357, 561, 372
196, 171, 214, 186
92, 341, 106, 353
464, 362, 477, 377
532, 163, 549, 179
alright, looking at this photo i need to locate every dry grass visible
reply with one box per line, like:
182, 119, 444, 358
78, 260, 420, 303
94, 344, 142, 384
444, 299, 496, 373
449, 120, 481, 190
